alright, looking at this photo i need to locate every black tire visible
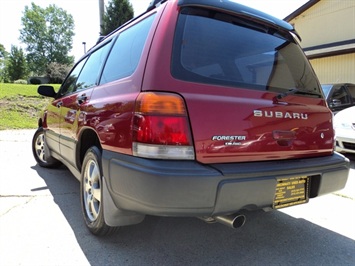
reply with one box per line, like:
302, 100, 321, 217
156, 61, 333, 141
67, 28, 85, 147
32, 127, 61, 168
80, 146, 119, 236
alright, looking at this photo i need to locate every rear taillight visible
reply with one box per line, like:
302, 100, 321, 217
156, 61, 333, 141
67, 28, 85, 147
132, 92, 195, 160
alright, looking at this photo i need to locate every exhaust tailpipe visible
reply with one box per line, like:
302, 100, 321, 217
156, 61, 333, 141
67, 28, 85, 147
214, 213, 246, 229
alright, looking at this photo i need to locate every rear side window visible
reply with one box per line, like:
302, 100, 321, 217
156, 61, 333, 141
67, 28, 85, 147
172, 7, 321, 95
100, 14, 156, 84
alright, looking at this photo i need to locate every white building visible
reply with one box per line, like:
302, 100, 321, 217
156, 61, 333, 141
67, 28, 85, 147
285, 0, 355, 83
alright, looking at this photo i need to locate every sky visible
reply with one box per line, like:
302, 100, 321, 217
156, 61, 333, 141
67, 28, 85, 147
0, 0, 309, 61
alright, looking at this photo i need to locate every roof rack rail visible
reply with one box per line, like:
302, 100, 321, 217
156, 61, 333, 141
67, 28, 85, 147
147, 0, 167, 12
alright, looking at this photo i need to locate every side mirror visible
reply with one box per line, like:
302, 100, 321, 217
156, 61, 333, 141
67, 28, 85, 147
37, 85, 57, 98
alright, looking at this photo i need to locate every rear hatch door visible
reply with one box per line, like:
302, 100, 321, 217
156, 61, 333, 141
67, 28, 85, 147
182, 86, 332, 164
169, 5, 333, 164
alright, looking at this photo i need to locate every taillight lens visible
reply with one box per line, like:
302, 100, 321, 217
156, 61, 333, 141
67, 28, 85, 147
132, 92, 195, 160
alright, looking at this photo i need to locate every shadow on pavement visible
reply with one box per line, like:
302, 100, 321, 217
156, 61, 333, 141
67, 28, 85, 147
32, 163, 355, 265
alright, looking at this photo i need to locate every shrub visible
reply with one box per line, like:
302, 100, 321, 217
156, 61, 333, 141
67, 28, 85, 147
14, 79, 28, 84
46, 62, 71, 84
29, 78, 41, 85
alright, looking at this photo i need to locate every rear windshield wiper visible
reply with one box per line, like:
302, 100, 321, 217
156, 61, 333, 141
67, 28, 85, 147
276, 88, 321, 100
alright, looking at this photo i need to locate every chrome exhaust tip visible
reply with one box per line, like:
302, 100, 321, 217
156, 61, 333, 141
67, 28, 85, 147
214, 214, 246, 229
199, 213, 246, 229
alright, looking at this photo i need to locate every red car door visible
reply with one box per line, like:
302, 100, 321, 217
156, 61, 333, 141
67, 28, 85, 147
58, 40, 113, 167
58, 88, 94, 166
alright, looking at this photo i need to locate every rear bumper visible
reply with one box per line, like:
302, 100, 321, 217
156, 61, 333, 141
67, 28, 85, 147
336, 135, 355, 154
102, 151, 350, 219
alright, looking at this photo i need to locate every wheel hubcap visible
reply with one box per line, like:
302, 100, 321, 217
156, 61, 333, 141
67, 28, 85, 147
83, 159, 101, 222
35, 133, 47, 163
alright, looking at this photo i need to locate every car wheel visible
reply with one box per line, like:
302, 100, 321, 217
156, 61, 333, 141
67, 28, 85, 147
32, 127, 61, 168
81, 146, 119, 236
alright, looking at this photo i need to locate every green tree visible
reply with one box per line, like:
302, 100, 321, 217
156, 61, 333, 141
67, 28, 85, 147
46, 62, 71, 84
0, 44, 7, 59
101, 0, 134, 36
0, 44, 8, 82
20, 3, 75, 75
7, 45, 29, 82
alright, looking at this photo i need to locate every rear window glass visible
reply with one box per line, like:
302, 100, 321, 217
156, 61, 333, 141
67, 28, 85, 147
172, 7, 321, 95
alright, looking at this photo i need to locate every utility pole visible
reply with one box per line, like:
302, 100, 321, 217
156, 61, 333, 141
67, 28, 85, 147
99, 0, 105, 34
82, 42, 87, 54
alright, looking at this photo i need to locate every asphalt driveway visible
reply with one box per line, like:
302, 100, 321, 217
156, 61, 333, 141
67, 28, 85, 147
0, 129, 354, 265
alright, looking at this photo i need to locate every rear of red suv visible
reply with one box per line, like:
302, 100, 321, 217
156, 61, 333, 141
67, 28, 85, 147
33, 0, 349, 236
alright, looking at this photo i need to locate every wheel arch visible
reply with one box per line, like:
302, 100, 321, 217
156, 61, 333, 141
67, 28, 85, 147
76, 127, 102, 171
37, 119, 43, 128
38, 109, 49, 129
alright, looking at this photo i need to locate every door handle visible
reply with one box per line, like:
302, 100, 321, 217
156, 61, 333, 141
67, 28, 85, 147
56, 101, 63, 108
77, 94, 88, 105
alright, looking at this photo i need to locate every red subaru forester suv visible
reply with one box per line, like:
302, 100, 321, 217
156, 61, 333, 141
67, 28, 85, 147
32, 0, 350, 236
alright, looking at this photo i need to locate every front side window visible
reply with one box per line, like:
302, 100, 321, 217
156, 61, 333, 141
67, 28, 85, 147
59, 59, 87, 97
58, 41, 112, 97
172, 7, 321, 96
347, 85, 355, 101
75, 41, 112, 90
330, 86, 350, 106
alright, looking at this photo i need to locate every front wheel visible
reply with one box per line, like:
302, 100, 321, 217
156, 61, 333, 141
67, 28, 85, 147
80, 146, 119, 236
32, 127, 61, 168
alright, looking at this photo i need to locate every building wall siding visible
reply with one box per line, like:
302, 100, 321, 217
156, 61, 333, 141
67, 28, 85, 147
290, 0, 355, 48
288, 0, 355, 84
310, 53, 355, 83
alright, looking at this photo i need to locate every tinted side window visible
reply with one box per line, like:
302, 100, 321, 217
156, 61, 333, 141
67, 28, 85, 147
59, 59, 87, 97
58, 42, 112, 97
75, 41, 112, 90
347, 85, 355, 101
331, 86, 350, 105
100, 14, 156, 84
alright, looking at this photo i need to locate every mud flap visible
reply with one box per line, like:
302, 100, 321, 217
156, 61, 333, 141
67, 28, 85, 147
102, 177, 145, 227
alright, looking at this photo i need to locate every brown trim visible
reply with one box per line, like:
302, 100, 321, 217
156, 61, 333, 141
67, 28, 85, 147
306, 48, 355, 59
303, 39, 355, 52
284, 0, 320, 21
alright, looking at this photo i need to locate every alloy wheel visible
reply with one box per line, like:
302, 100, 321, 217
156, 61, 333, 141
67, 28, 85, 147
83, 159, 102, 222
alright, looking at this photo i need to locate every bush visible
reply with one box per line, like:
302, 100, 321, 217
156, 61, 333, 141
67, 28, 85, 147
29, 78, 41, 85
46, 62, 71, 84
14, 79, 28, 84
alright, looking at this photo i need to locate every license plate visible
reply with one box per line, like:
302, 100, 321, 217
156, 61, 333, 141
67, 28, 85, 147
273, 176, 309, 209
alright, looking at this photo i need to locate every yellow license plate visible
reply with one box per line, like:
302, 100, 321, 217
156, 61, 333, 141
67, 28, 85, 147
273, 176, 309, 209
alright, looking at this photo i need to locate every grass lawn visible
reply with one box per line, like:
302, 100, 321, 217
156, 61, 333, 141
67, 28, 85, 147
0, 83, 60, 130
